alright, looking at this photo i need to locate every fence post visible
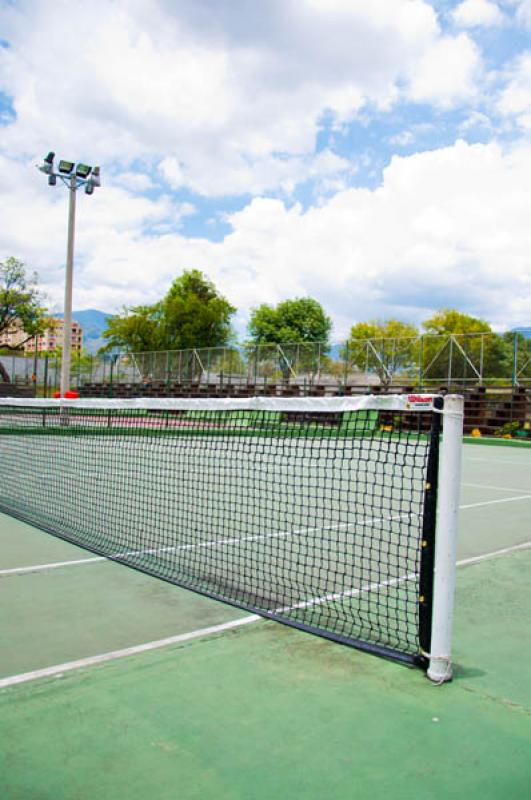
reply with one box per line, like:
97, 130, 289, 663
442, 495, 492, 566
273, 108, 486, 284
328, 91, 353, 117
448, 337, 453, 388
53, 354, 59, 395
43, 354, 49, 397
33, 349, 38, 389
512, 332, 518, 387
342, 341, 349, 388
206, 348, 212, 385
108, 358, 114, 398
419, 335, 424, 389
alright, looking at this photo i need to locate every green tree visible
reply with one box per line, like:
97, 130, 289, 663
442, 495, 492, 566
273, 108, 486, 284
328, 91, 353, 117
101, 304, 164, 354
422, 309, 491, 337
160, 270, 236, 350
0, 257, 47, 383
101, 270, 236, 355
247, 297, 332, 381
248, 297, 332, 344
344, 319, 419, 387
421, 309, 508, 384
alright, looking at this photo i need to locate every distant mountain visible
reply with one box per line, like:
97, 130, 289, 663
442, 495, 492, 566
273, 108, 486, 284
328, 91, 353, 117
57, 309, 113, 353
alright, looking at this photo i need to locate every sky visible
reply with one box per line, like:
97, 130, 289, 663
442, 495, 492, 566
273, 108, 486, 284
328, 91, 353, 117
0, 0, 530, 341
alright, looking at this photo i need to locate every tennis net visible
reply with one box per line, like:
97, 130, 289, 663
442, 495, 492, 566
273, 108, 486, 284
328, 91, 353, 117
0, 394, 463, 680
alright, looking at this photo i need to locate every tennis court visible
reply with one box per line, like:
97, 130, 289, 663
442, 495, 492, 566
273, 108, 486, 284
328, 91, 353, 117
0, 398, 529, 799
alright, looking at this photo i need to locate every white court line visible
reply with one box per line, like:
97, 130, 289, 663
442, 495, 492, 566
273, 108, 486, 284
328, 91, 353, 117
460, 494, 531, 510
3, 488, 531, 579
0, 511, 414, 577
273, 540, 531, 615
466, 457, 531, 466
0, 615, 260, 690
0, 540, 529, 690
272, 572, 416, 615
0, 555, 107, 576
3, 491, 531, 578
462, 482, 531, 494
456, 541, 531, 567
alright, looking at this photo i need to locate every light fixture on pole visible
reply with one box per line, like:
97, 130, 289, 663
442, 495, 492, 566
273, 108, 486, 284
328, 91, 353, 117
37, 152, 101, 397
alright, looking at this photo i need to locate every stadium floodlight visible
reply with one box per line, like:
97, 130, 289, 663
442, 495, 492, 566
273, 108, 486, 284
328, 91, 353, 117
38, 151, 55, 175
58, 160, 75, 175
76, 163, 92, 179
35, 151, 101, 397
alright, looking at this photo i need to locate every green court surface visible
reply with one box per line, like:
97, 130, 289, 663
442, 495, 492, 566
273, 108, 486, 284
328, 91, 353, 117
0, 441, 530, 799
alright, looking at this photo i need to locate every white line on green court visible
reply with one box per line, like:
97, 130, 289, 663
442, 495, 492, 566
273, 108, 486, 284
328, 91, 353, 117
462, 482, 531, 493
0, 555, 107, 575
465, 457, 531, 466
0, 615, 260, 690
0, 541, 529, 691
456, 542, 531, 566
273, 572, 417, 614
274, 540, 531, 614
2, 493, 530, 578
460, 494, 531, 510
0, 511, 415, 577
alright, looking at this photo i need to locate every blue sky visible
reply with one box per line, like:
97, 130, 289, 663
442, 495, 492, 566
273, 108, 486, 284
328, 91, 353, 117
0, 0, 530, 340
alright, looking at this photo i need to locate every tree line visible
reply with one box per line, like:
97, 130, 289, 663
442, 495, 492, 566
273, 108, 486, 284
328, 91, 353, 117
1, 257, 528, 385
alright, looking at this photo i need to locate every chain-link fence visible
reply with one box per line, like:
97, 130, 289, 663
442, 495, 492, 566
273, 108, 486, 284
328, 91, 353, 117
341, 331, 530, 388
1, 331, 530, 396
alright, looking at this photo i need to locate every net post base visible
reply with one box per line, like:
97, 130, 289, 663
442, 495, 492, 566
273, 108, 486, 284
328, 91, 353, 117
427, 656, 453, 684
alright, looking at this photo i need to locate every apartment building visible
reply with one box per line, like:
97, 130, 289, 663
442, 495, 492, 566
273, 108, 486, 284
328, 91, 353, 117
0, 317, 83, 353
0, 320, 27, 349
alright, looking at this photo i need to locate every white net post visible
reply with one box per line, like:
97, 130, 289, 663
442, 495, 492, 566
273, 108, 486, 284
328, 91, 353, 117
427, 394, 464, 683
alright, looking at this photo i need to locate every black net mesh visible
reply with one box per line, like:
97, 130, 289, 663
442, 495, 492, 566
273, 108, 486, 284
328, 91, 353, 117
0, 402, 440, 666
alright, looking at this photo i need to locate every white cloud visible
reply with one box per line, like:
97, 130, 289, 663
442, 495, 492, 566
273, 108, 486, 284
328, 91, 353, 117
0, 0, 484, 196
406, 34, 483, 108
1, 1, 530, 339
497, 51, 531, 130
4, 141, 530, 334
158, 159, 184, 190
452, 0, 506, 27
388, 123, 439, 148
459, 110, 494, 131
159, 149, 353, 197
514, 0, 531, 27
113, 172, 157, 192
388, 131, 415, 147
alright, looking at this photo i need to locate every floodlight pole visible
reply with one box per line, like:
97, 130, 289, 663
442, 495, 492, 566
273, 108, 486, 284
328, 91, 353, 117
60, 174, 77, 398
36, 153, 100, 397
